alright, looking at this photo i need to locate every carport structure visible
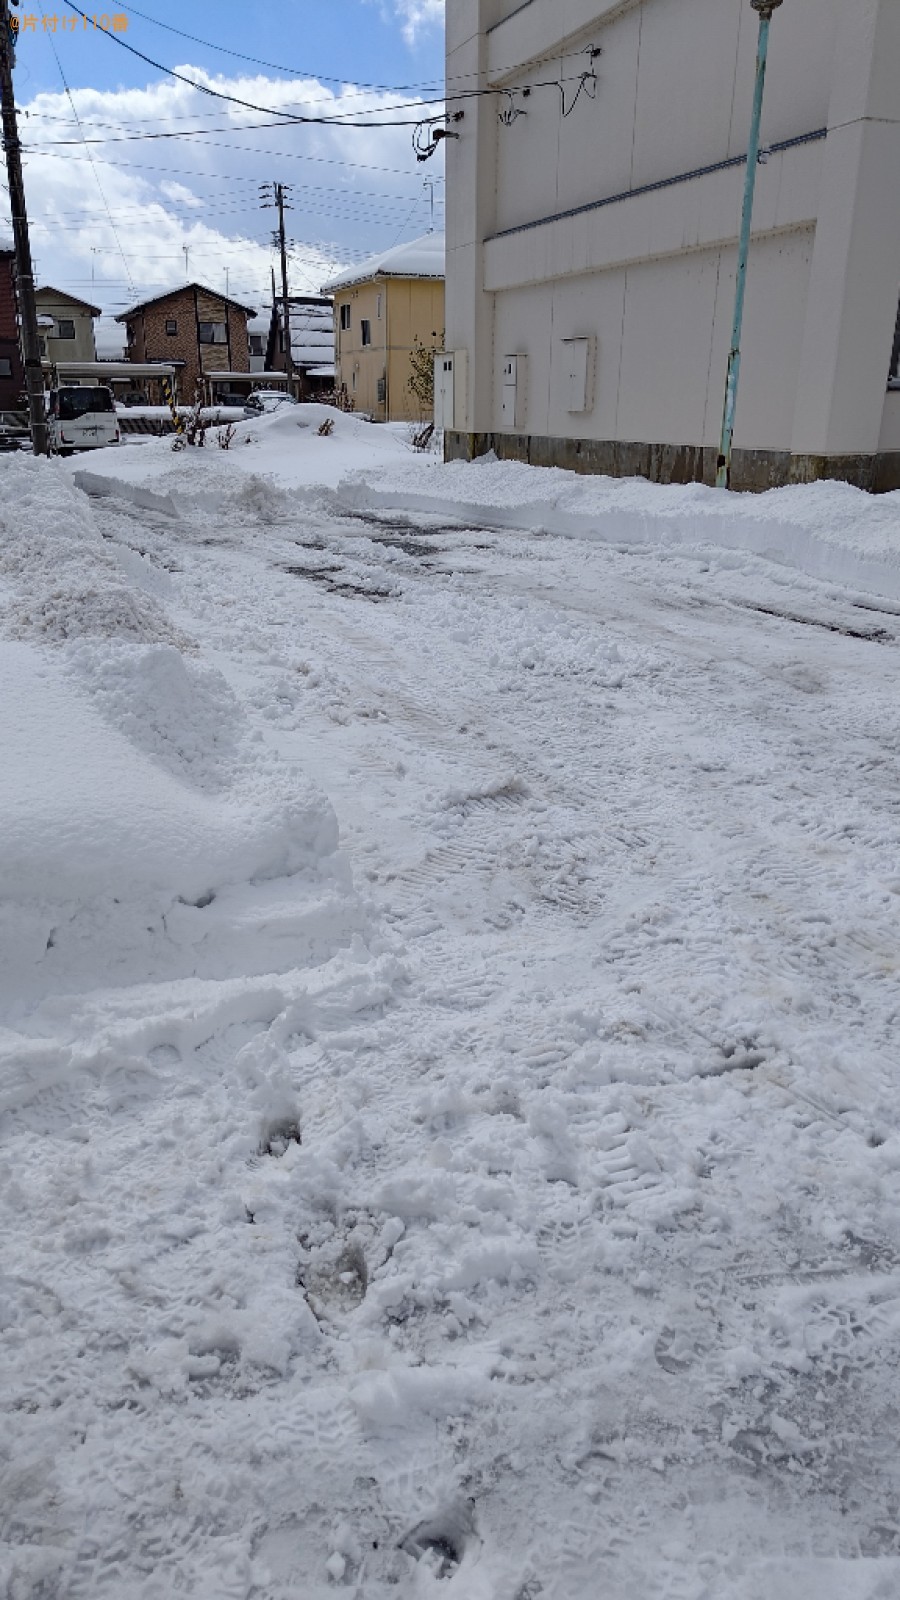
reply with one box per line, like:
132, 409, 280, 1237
45, 361, 181, 406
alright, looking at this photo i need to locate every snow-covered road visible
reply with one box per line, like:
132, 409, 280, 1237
4, 440, 900, 1600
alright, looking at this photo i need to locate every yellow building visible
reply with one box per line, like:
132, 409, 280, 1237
322, 234, 444, 423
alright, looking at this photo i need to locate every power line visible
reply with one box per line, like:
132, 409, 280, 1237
61, 4, 439, 128
124, 1, 445, 96
20, 179, 441, 217
59, 5, 599, 137
28, 142, 437, 181
45, 31, 136, 294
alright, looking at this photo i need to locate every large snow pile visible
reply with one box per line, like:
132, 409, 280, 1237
0, 456, 364, 1013
95, 403, 413, 494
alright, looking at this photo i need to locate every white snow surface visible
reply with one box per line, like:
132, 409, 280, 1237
4, 429, 900, 1598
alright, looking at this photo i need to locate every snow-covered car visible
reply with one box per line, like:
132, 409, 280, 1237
243, 391, 298, 417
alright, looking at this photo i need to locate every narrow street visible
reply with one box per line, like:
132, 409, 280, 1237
6, 462, 900, 1598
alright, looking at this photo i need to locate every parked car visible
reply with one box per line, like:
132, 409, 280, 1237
47, 385, 120, 453
0, 410, 29, 451
118, 390, 149, 407
243, 390, 298, 417
209, 392, 250, 409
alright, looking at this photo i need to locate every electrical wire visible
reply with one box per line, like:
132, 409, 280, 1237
61, 4, 440, 127
45, 32, 137, 294
28, 176, 443, 215
557, 72, 597, 117
29, 143, 436, 181
123, 3, 446, 100
28, 116, 423, 147
60, 5, 603, 134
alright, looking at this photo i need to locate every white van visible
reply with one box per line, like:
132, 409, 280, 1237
47, 385, 120, 453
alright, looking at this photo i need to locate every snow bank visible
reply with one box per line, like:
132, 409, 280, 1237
70, 408, 900, 602
73, 403, 413, 496
335, 454, 900, 602
0, 456, 363, 1015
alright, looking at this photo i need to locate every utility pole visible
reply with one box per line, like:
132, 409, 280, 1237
260, 181, 294, 395
0, 0, 49, 455
716, 0, 783, 490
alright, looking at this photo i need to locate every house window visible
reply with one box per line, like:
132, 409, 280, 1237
0, 358, 11, 376
165, 318, 177, 336
376, 376, 385, 404
339, 304, 351, 331
56, 319, 75, 340
351, 370, 357, 391
249, 334, 264, 356
198, 321, 227, 344
376, 293, 382, 320
360, 319, 371, 347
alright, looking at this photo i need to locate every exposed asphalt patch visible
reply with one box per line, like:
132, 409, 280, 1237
282, 564, 394, 601
731, 600, 893, 643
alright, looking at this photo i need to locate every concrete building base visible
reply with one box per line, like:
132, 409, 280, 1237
444, 431, 900, 494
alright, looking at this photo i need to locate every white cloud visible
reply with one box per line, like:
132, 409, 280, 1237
12, 65, 444, 351
389, 0, 445, 46
159, 181, 205, 208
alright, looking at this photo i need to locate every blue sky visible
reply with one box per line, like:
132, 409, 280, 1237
13, 1, 445, 101
9, 0, 446, 344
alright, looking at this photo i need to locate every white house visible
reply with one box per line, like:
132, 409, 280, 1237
443, 0, 900, 491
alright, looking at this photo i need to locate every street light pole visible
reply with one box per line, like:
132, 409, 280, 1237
716, 0, 783, 490
0, 0, 49, 456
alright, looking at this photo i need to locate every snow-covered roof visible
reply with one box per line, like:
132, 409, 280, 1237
280, 300, 334, 367
321, 233, 445, 294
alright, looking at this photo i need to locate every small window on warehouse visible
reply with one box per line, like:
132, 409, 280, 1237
198, 321, 227, 345
165, 318, 178, 336
360, 320, 371, 346
56, 319, 75, 340
340, 304, 351, 331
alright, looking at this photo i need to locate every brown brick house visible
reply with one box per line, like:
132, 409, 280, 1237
0, 247, 24, 410
116, 283, 256, 402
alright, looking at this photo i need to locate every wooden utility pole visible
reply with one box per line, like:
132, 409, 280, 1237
0, 0, 49, 455
260, 181, 294, 395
